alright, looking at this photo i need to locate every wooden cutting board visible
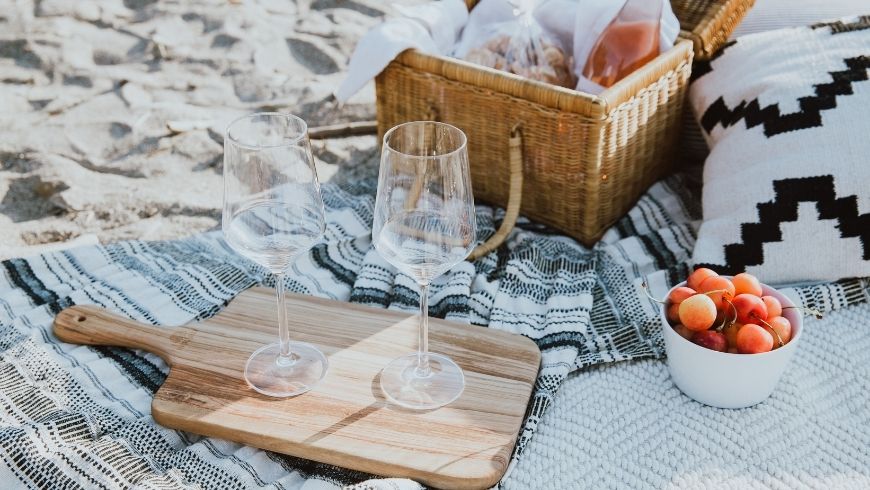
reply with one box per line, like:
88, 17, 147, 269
53, 287, 540, 489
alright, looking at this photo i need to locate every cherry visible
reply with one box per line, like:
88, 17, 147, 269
668, 286, 697, 304
761, 295, 782, 318
731, 293, 768, 325
679, 294, 717, 332
666, 303, 681, 324
768, 316, 792, 347
723, 322, 743, 350
673, 324, 694, 340
736, 323, 774, 354
733, 272, 763, 297
687, 268, 718, 291
754, 315, 792, 348
691, 330, 728, 352
698, 275, 735, 310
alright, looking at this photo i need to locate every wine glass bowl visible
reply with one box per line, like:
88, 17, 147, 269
224, 201, 324, 273
373, 121, 476, 410
222, 113, 328, 398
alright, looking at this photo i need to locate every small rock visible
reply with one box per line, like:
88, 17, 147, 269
34, 180, 66, 198
21, 229, 77, 246
286, 36, 341, 75
0, 175, 68, 222
123, 0, 158, 10
0, 40, 42, 69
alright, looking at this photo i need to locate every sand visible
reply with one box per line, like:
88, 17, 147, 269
0, 0, 393, 259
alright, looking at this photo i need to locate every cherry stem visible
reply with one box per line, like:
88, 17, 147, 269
782, 305, 823, 319
640, 282, 666, 304
715, 298, 738, 332
713, 313, 728, 331
753, 315, 785, 347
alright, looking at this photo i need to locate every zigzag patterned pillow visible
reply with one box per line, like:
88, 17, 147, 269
689, 15, 870, 285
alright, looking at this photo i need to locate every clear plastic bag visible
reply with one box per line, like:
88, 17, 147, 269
461, 0, 575, 88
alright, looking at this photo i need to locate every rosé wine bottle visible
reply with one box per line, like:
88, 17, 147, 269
582, 0, 662, 89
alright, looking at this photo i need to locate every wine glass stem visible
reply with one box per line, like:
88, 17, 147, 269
275, 272, 294, 366
415, 282, 431, 378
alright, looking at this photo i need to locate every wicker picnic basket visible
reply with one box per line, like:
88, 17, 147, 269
376, 0, 754, 256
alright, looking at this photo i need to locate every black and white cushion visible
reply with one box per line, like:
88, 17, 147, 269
689, 15, 870, 284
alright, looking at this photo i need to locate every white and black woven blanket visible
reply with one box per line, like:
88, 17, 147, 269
0, 175, 865, 489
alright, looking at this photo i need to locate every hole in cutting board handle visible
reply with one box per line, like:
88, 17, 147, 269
76, 315, 86, 322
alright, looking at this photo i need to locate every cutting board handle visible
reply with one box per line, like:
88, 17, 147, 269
54, 305, 176, 364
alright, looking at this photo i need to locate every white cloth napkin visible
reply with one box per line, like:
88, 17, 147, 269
334, 0, 468, 103
452, 0, 517, 57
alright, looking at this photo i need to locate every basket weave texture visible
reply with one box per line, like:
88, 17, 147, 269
672, 0, 756, 60
376, 0, 753, 247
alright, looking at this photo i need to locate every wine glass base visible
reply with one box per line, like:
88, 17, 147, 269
244, 342, 328, 398
380, 353, 465, 410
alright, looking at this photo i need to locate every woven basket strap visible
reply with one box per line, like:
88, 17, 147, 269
467, 125, 523, 261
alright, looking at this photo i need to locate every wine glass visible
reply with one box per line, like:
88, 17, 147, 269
373, 121, 477, 410
222, 112, 328, 398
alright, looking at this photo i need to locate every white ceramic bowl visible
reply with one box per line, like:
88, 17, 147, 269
662, 278, 803, 409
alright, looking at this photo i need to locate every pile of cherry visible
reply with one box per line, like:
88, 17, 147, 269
661, 269, 798, 354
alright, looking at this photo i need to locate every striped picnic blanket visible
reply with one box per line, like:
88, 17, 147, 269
0, 174, 865, 489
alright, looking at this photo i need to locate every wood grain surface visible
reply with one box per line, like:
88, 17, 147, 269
53, 287, 540, 489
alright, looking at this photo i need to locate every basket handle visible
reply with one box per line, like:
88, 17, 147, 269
467, 124, 523, 261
